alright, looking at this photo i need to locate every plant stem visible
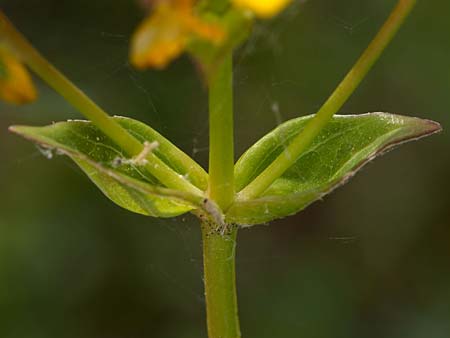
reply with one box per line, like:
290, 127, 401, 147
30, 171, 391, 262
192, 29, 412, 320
208, 54, 235, 210
237, 0, 417, 201
0, 11, 203, 195
202, 223, 241, 338
205, 51, 239, 337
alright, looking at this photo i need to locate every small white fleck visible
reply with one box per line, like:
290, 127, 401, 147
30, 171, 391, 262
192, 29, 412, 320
36, 145, 54, 159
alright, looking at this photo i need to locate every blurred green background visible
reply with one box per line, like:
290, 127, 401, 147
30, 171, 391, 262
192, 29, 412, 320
1, 0, 449, 337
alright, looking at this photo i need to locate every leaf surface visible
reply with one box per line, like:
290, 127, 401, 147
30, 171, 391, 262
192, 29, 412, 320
10, 116, 208, 217
227, 113, 441, 226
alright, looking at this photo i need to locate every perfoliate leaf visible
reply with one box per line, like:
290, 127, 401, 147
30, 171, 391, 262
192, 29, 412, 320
10, 116, 209, 218
227, 113, 441, 226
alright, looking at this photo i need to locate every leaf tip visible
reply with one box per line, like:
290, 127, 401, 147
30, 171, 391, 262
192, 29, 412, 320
372, 112, 442, 140
8, 125, 40, 143
8, 125, 20, 134
420, 118, 442, 136
405, 116, 442, 142
8, 124, 27, 135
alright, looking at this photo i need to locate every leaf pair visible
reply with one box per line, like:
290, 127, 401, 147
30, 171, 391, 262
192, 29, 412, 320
10, 113, 441, 226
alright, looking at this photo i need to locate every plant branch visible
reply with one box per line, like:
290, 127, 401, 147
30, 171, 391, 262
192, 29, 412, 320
236, 0, 417, 201
0, 11, 203, 195
208, 54, 235, 210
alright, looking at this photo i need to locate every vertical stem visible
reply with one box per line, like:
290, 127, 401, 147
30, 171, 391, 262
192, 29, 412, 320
202, 223, 241, 338
208, 54, 235, 210
205, 40, 239, 337
237, 0, 417, 201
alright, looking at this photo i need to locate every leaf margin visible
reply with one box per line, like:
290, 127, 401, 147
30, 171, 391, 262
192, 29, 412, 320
8, 117, 221, 219
227, 112, 442, 226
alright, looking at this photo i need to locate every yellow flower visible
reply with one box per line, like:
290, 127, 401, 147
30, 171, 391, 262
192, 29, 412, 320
232, 0, 293, 18
130, 0, 224, 69
0, 49, 37, 104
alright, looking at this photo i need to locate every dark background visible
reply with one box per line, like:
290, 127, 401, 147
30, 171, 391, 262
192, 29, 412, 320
1, 1, 449, 337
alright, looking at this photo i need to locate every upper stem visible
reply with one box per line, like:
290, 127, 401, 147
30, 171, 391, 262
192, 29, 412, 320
237, 0, 417, 201
208, 54, 235, 210
0, 11, 203, 195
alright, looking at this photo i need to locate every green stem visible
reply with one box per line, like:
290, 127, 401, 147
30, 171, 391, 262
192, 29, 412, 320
208, 54, 235, 210
0, 11, 202, 195
202, 223, 241, 338
237, 0, 417, 201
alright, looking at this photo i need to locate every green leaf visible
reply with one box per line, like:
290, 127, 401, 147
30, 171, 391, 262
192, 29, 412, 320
227, 113, 441, 226
10, 116, 209, 218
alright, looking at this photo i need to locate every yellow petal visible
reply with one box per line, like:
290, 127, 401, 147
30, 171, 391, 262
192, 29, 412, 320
130, 4, 188, 69
130, 1, 224, 70
232, 0, 293, 18
0, 49, 37, 104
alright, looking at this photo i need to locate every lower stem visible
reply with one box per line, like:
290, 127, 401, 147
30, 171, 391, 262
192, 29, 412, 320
201, 222, 241, 338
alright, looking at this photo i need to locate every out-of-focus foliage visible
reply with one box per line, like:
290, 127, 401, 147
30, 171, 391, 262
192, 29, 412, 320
1, 1, 449, 338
